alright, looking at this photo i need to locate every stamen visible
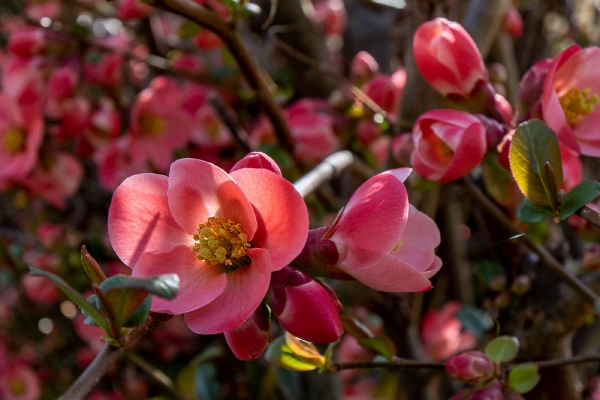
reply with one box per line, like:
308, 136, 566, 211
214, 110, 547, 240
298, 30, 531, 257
192, 216, 251, 273
559, 87, 599, 126
3, 128, 26, 154
139, 113, 165, 136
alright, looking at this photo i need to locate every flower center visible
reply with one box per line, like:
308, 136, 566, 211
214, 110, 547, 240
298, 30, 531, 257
558, 87, 599, 126
9, 378, 26, 395
192, 216, 251, 273
139, 113, 164, 137
3, 128, 26, 154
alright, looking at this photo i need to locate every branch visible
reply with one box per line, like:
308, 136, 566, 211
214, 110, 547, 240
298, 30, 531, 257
463, 178, 600, 309
208, 92, 252, 153
147, 0, 295, 154
536, 354, 600, 369
329, 360, 445, 372
578, 205, 600, 230
293, 151, 355, 198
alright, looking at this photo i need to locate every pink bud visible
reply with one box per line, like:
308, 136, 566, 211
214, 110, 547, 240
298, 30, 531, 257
413, 18, 488, 98
48, 66, 78, 100
7, 27, 46, 57
267, 266, 343, 343
517, 58, 552, 121
312, 0, 346, 37
350, 51, 379, 85
230, 152, 282, 175
501, 5, 524, 38
117, 0, 152, 20
195, 30, 223, 51
411, 109, 487, 182
445, 351, 496, 384
471, 380, 504, 400
225, 304, 272, 360
362, 68, 406, 121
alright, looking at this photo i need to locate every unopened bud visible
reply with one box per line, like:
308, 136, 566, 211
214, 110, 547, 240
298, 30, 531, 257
350, 51, 379, 86
224, 304, 271, 361
445, 351, 496, 384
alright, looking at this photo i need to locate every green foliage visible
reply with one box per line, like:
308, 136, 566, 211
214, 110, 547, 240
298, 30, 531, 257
559, 180, 600, 220
455, 306, 493, 340
265, 334, 326, 371
508, 363, 541, 394
517, 198, 554, 224
485, 336, 520, 364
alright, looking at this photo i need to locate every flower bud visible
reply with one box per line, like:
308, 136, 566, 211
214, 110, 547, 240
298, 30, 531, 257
350, 51, 379, 86
267, 266, 343, 343
501, 5, 524, 38
411, 109, 487, 183
413, 18, 488, 98
224, 304, 272, 361
445, 351, 496, 384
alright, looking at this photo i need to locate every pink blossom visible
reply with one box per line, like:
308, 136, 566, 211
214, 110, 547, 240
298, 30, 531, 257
94, 135, 149, 191
7, 27, 46, 57
224, 304, 272, 360
362, 68, 406, 122
266, 266, 343, 343
0, 363, 41, 400
169, 53, 206, 75
560, 142, 582, 192
542, 45, 600, 156
501, 5, 524, 38
48, 65, 78, 100
411, 109, 487, 183
25, 1, 61, 21
0, 93, 44, 181
84, 35, 128, 88
195, 30, 224, 51
421, 301, 477, 360
117, 0, 152, 20
1, 55, 46, 111
349, 51, 379, 86
517, 58, 552, 122
108, 153, 308, 335
413, 18, 488, 98
129, 76, 194, 170
312, 0, 347, 37
47, 95, 92, 140
356, 119, 381, 145
20, 152, 83, 208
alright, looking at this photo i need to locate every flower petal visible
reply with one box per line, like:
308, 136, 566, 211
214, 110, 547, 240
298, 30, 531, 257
184, 248, 271, 334
108, 173, 192, 267
230, 152, 282, 176
393, 205, 440, 272
132, 245, 227, 314
330, 172, 409, 271
167, 158, 257, 237
231, 168, 308, 271
342, 253, 434, 293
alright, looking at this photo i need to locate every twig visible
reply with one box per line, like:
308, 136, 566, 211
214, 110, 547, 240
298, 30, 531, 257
293, 151, 355, 198
146, 0, 295, 154
535, 354, 600, 369
127, 352, 182, 399
207, 92, 252, 153
329, 360, 446, 372
578, 205, 600, 230
463, 178, 600, 309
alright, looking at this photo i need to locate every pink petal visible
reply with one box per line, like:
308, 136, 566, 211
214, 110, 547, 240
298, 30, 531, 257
167, 158, 257, 237
231, 168, 308, 271
393, 205, 440, 272
108, 173, 192, 267
330, 173, 409, 271
230, 152, 282, 176
184, 248, 271, 334
342, 253, 434, 293
132, 245, 227, 314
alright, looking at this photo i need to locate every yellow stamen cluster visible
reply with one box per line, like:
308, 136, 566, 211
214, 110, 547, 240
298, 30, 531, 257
559, 87, 599, 126
3, 128, 26, 154
9, 379, 26, 395
192, 217, 251, 270
139, 113, 165, 136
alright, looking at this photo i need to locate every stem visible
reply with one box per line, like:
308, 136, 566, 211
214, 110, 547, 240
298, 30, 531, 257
147, 0, 295, 154
578, 205, 600, 230
208, 92, 252, 153
463, 178, 600, 308
329, 360, 446, 372
536, 354, 600, 369
293, 151, 355, 198
127, 352, 182, 399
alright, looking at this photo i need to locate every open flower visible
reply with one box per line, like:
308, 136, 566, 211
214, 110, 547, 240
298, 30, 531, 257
108, 153, 308, 334
542, 45, 600, 156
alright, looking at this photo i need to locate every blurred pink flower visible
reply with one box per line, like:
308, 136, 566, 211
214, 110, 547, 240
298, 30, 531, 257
349, 51, 379, 86
108, 153, 308, 335
312, 0, 346, 37
48, 65, 78, 101
362, 68, 406, 122
117, 0, 152, 20
501, 5, 524, 38
7, 27, 46, 57
0, 363, 41, 400
411, 109, 487, 183
421, 301, 476, 360
94, 134, 149, 191
542, 45, 600, 156
1, 55, 46, 111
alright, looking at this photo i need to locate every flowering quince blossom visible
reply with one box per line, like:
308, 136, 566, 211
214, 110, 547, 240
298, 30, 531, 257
413, 18, 489, 98
361, 67, 406, 122
0, 93, 43, 181
295, 168, 442, 292
411, 109, 487, 183
421, 301, 476, 361
0, 362, 41, 400
542, 44, 600, 156
108, 152, 308, 337
445, 350, 496, 384
224, 304, 271, 361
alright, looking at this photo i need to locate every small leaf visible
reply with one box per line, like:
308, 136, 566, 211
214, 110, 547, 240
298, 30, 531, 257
455, 306, 493, 340
485, 336, 520, 363
81, 245, 107, 285
560, 180, 600, 220
357, 337, 397, 360
509, 119, 563, 207
341, 315, 374, 341
123, 295, 151, 327
265, 334, 325, 371
94, 286, 119, 338
509, 363, 541, 394
517, 198, 554, 224
99, 274, 179, 300
28, 266, 110, 333
104, 287, 151, 329
285, 333, 326, 366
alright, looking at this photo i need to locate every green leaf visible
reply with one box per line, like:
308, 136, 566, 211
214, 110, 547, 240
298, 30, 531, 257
99, 274, 179, 300
517, 198, 554, 224
123, 295, 151, 327
509, 363, 541, 394
265, 334, 325, 371
28, 266, 110, 334
81, 245, 107, 285
341, 315, 374, 341
177, 346, 223, 398
485, 335, 520, 363
104, 286, 151, 329
357, 337, 397, 360
560, 180, 600, 220
509, 119, 563, 207
455, 306, 493, 340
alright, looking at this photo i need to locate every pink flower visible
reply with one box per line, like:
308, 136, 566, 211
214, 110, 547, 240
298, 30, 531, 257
411, 109, 487, 183
195, 30, 223, 51
7, 27, 46, 57
0, 363, 41, 400
94, 135, 150, 191
0, 93, 43, 181
445, 351, 496, 384
48, 65, 78, 100
542, 45, 600, 156
413, 18, 488, 98
501, 5, 524, 38
1, 55, 46, 111
108, 153, 308, 335
361, 68, 406, 122
421, 301, 477, 360
266, 266, 343, 343
129, 76, 194, 171
117, 0, 152, 20
349, 51, 379, 86
299, 169, 442, 292
518, 58, 552, 121
312, 0, 346, 37
224, 304, 271, 360
560, 142, 582, 192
